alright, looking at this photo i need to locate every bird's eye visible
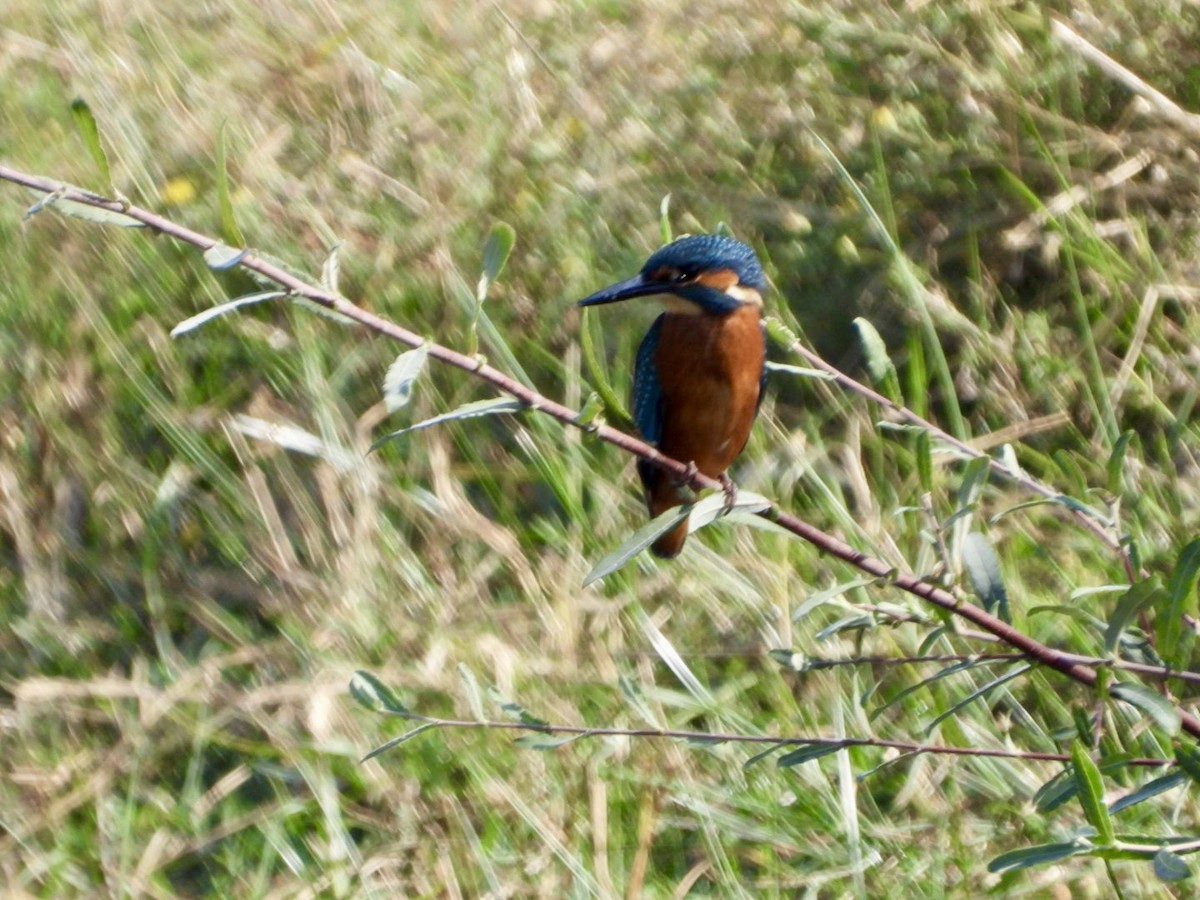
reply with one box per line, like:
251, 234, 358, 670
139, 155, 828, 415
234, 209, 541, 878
674, 268, 696, 283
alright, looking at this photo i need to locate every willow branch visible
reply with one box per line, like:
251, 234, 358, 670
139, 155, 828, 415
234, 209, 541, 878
782, 651, 1200, 686
4, 164, 1198, 738
366, 710, 1174, 769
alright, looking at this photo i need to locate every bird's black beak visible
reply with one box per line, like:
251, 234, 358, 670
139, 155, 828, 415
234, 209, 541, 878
577, 274, 665, 307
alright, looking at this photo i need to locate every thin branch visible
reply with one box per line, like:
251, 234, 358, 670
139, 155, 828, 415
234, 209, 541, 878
5, 165, 1199, 739
780, 651, 1200, 686
368, 711, 1174, 769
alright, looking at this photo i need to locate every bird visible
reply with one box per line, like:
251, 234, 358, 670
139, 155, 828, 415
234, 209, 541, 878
578, 233, 767, 558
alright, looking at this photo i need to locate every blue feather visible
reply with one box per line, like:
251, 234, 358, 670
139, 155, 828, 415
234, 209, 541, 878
633, 314, 665, 447
641, 234, 766, 291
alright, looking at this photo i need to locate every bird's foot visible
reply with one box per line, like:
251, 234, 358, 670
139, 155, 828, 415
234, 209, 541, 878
718, 472, 738, 516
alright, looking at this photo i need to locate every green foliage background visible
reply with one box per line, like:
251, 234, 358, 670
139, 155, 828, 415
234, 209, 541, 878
3, 0, 1200, 895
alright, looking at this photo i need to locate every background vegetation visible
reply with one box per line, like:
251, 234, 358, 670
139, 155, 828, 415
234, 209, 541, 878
4, 0, 1200, 895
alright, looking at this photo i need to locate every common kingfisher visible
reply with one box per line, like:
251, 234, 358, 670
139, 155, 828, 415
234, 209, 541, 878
579, 234, 767, 558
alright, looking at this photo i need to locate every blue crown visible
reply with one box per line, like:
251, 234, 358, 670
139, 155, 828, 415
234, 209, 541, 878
642, 234, 767, 291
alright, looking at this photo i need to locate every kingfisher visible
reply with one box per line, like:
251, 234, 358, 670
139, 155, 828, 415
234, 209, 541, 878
579, 233, 767, 558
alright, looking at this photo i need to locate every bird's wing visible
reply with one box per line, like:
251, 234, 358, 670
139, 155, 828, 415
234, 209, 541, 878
632, 314, 666, 447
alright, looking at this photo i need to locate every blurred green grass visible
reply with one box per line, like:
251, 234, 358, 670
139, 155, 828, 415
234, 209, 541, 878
3, 0, 1200, 895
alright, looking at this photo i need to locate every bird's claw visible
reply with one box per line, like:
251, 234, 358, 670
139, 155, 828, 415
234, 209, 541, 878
718, 472, 738, 516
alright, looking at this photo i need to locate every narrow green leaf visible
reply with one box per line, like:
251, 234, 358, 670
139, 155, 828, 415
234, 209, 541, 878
382, 346, 430, 413
1154, 848, 1191, 882
1069, 584, 1128, 602
26, 188, 144, 227
215, 122, 245, 247
685, 490, 772, 533
868, 657, 981, 723
1071, 739, 1115, 844
955, 456, 991, 517
924, 663, 1032, 734
814, 614, 874, 641
579, 308, 633, 430
487, 687, 549, 728
761, 361, 837, 381
1110, 682, 1181, 736
1175, 744, 1200, 786
763, 315, 798, 348
1034, 754, 1133, 814
1073, 706, 1094, 746
369, 398, 524, 452
513, 733, 583, 750
1034, 769, 1077, 814
57, 198, 144, 227
905, 327, 928, 418
961, 531, 1009, 621
793, 576, 883, 622
915, 430, 933, 495
989, 498, 1058, 523
290, 296, 360, 327
659, 194, 672, 244
203, 243, 248, 270
70, 98, 113, 188
575, 392, 605, 428
349, 670, 409, 715
1109, 772, 1186, 814
988, 842, 1085, 874
1106, 430, 1135, 495
1160, 539, 1200, 665
361, 722, 440, 761
1052, 450, 1088, 498
321, 243, 341, 293
776, 743, 842, 767
1104, 579, 1162, 653
583, 505, 691, 587
477, 222, 516, 300
170, 291, 286, 338
853, 317, 901, 403
720, 509, 795, 537
743, 742, 788, 770
916, 626, 948, 657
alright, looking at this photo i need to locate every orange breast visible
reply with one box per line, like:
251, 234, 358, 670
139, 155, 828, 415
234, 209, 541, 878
652, 304, 764, 478
641, 304, 764, 557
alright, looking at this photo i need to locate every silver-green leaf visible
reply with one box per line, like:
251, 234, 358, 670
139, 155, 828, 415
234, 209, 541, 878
382, 345, 430, 413
203, 243, 248, 270
961, 531, 1009, 621
170, 291, 287, 338
369, 397, 524, 452
477, 222, 516, 300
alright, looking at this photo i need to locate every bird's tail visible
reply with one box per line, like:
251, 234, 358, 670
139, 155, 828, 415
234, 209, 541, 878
646, 478, 690, 559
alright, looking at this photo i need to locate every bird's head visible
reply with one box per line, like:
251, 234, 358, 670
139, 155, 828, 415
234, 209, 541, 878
578, 234, 766, 316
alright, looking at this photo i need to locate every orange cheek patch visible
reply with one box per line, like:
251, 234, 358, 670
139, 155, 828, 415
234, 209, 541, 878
694, 268, 739, 291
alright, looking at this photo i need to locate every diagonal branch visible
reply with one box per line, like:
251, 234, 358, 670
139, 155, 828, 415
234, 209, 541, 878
4, 163, 1198, 738
359, 704, 1175, 769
